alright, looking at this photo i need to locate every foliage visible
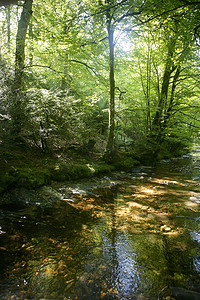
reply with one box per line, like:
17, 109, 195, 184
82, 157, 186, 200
25, 88, 84, 151
0, 173, 15, 194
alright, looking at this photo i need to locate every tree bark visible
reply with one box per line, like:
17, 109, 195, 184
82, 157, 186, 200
163, 65, 181, 128
152, 36, 177, 136
15, 0, 33, 88
6, 6, 11, 53
105, 0, 115, 157
12, 0, 33, 137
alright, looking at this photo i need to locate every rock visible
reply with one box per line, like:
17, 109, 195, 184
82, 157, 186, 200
159, 286, 200, 300
160, 225, 171, 232
189, 196, 200, 204
0, 186, 63, 208
38, 186, 63, 202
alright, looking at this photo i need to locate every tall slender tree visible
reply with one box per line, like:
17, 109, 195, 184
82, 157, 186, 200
95, 0, 144, 157
12, 0, 33, 137
105, 0, 116, 156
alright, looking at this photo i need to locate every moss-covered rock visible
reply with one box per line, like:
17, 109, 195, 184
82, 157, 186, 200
50, 162, 115, 182
9, 167, 51, 188
0, 186, 65, 208
0, 145, 140, 194
90, 163, 115, 175
112, 155, 139, 171
50, 163, 93, 181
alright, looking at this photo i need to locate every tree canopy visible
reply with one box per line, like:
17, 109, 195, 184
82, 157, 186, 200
0, 0, 199, 162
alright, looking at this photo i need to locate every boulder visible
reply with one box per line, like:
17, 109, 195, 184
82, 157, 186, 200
0, 186, 64, 208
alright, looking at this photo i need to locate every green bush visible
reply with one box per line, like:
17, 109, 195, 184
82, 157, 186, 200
158, 136, 190, 159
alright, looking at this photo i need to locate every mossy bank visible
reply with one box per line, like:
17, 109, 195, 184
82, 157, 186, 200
0, 149, 139, 195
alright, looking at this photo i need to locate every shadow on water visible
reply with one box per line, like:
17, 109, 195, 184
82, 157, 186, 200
0, 149, 200, 299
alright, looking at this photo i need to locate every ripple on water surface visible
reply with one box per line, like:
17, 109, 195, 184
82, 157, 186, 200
0, 151, 200, 299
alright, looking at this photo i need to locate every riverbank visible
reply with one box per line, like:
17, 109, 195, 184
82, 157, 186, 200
0, 135, 193, 197
0, 144, 140, 196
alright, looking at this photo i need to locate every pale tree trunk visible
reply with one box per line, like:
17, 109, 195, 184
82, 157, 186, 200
146, 42, 151, 133
6, 6, 11, 53
61, 12, 70, 91
105, 0, 115, 157
14, 0, 33, 89
12, 0, 33, 138
138, 41, 152, 134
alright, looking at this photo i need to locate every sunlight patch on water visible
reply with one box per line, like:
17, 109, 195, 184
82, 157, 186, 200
1, 150, 200, 299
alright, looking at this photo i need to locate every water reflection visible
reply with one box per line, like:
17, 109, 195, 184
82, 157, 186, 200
0, 151, 200, 299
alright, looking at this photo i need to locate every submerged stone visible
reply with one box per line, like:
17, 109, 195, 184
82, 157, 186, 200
0, 186, 64, 208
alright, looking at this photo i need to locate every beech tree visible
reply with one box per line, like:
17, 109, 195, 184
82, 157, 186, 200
93, 0, 146, 157
11, 0, 33, 138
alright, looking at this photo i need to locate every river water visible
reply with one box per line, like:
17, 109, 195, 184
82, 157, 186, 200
0, 148, 200, 299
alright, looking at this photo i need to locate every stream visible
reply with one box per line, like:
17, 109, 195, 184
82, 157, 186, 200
0, 148, 200, 299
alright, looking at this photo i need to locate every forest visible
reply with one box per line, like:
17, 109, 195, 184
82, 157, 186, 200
1, 1, 200, 299
0, 0, 200, 191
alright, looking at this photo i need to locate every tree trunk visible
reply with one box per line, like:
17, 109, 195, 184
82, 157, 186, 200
163, 65, 181, 128
12, 0, 33, 138
105, 0, 115, 157
6, 6, 11, 53
61, 13, 70, 91
15, 0, 33, 89
28, 19, 33, 66
152, 37, 177, 138
146, 42, 151, 133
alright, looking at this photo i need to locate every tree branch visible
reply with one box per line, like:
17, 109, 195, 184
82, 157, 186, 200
68, 59, 96, 74
24, 64, 64, 75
